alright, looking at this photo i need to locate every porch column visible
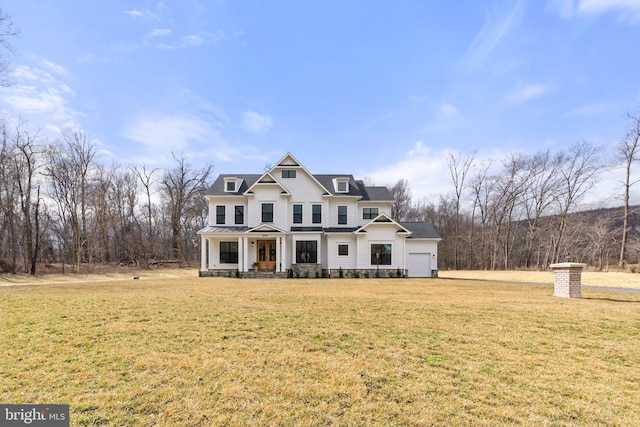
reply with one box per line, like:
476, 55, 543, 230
276, 236, 282, 272
237, 236, 244, 272
200, 235, 207, 271
242, 237, 249, 272
281, 237, 286, 272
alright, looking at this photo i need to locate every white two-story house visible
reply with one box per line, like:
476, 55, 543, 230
197, 153, 440, 278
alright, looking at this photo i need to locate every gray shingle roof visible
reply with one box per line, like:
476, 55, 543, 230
206, 174, 261, 196
206, 173, 394, 201
400, 222, 440, 239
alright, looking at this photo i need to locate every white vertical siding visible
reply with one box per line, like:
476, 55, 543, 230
327, 198, 359, 227
355, 225, 406, 270
326, 234, 357, 269
207, 197, 246, 226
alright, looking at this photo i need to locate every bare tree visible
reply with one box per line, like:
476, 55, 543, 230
0, 124, 18, 272
445, 150, 475, 269
0, 8, 19, 86
161, 153, 213, 263
390, 178, 412, 221
616, 110, 640, 267
550, 141, 604, 263
519, 150, 562, 269
12, 123, 43, 274
132, 164, 160, 264
44, 128, 99, 271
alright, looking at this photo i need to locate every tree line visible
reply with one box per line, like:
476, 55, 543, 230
0, 122, 213, 274
389, 111, 640, 271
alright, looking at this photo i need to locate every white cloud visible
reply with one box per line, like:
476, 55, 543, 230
241, 111, 273, 134
156, 31, 231, 49
148, 28, 172, 38
567, 102, 614, 116
550, 0, 640, 21
504, 83, 551, 104
459, 0, 525, 72
366, 141, 452, 200
122, 113, 217, 152
0, 62, 81, 132
123, 9, 159, 20
440, 103, 459, 116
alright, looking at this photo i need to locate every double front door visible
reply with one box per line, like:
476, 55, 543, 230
257, 240, 276, 270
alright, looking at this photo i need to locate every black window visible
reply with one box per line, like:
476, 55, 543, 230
226, 181, 235, 191
371, 243, 392, 265
363, 207, 379, 219
293, 204, 303, 224
337, 181, 347, 192
262, 203, 274, 223
282, 170, 296, 178
234, 205, 244, 225
220, 242, 238, 263
338, 244, 349, 256
338, 205, 347, 224
296, 241, 317, 264
216, 206, 225, 224
312, 204, 322, 224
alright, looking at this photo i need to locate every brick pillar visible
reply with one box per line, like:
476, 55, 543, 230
550, 262, 586, 298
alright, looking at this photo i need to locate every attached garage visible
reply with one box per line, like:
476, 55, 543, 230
407, 252, 432, 278
401, 222, 441, 278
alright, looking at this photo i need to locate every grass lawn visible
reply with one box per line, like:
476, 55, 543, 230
439, 269, 640, 289
1, 273, 639, 426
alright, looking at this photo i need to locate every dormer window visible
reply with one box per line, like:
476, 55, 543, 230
334, 177, 349, 193
224, 178, 237, 192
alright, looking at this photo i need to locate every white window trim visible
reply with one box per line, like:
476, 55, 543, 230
333, 177, 349, 193
224, 178, 237, 192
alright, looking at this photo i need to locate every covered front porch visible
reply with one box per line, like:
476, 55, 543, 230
198, 225, 288, 275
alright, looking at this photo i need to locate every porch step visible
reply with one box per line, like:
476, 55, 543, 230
241, 271, 288, 279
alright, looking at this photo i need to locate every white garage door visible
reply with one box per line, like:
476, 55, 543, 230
407, 253, 431, 277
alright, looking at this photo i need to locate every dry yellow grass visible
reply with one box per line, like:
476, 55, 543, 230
439, 269, 640, 289
1, 273, 639, 425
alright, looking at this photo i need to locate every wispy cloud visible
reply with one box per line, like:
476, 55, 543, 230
459, 0, 526, 72
567, 102, 614, 116
147, 28, 172, 38
122, 113, 218, 152
241, 111, 273, 134
504, 83, 551, 104
366, 141, 451, 200
121, 112, 249, 165
123, 9, 159, 21
155, 30, 241, 49
0, 60, 81, 132
550, 0, 640, 22
440, 103, 459, 117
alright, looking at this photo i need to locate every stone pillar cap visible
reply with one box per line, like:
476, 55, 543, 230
550, 262, 587, 269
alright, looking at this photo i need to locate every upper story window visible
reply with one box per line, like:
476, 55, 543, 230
338, 206, 347, 225
282, 170, 296, 178
363, 207, 379, 219
224, 178, 237, 192
334, 177, 349, 193
312, 204, 322, 224
216, 206, 225, 224
293, 204, 303, 224
262, 203, 274, 223
234, 205, 244, 225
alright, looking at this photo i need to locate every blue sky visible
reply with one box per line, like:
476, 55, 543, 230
2, 0, 640, 204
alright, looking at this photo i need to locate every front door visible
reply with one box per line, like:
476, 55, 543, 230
257, 240, 276, 270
